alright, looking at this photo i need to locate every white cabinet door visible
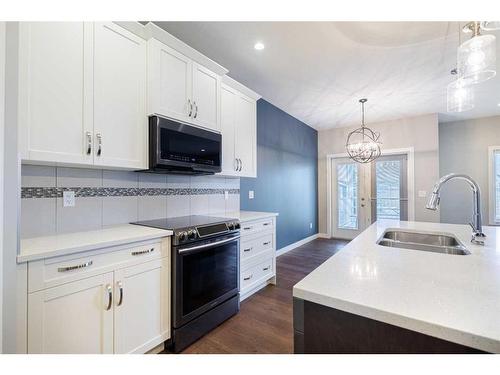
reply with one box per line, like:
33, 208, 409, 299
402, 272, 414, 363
235, 94, 257, 177
27, 272, 114, 354
220, 84, 238, 176
147, 39, 192, 123
93, 22, 147, 169
113, 258, 169, 354
18, 22, 93, 165
192, 63, 220, 131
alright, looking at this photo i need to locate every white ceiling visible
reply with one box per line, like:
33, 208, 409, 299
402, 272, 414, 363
153, 22, 500, 130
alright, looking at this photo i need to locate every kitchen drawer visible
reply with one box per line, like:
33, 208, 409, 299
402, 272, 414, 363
240, 257, 274, 291
240, 218, 274, 237
28, 240, 167, 292
240, 233, 273, 262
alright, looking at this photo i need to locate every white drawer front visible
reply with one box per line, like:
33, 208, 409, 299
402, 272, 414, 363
28, 241, 166, 292
240, 233, 273, 262
240, 218, 274, 237
240, 257, 274, 291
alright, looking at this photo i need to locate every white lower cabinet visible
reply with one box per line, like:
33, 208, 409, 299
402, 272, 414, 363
28, 272, 114, 354
26, 239, 170, 354
239, 217, 277, 301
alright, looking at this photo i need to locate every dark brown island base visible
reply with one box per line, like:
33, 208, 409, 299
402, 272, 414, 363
293, 298, 486, 354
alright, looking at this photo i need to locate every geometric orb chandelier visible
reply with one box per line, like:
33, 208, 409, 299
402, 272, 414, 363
346, 98, 382, 163
458, 21, 496, 84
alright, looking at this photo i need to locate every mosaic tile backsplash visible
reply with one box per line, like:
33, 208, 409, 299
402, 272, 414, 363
21, 165, 240, 239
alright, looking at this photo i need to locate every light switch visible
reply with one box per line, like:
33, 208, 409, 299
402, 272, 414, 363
249, 190, 254, 199
224, 190, 229, 200
418, 190, 427, 198
63, 191, 75, 207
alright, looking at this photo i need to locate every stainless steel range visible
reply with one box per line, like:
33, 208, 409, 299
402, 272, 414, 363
132, 215, 240, 352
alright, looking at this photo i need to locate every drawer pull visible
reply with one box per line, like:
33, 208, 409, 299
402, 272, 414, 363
243, 274, 253, 281
57, 260, 93, 273
263, 223, 270, 226
263, 241, 271, 246
263, 266, 270, 271
243, 247, 252, 252
105, 284, 112, 311
243, 227, 252, 230
131, 248, 154, 256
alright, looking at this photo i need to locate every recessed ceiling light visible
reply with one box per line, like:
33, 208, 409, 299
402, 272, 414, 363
254, 42, 265, 51
498, 103, 500, 107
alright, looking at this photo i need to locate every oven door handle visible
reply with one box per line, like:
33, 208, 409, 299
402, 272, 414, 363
178, 236, 240, 254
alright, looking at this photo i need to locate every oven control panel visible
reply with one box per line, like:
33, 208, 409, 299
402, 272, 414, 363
174, 220, 240, 245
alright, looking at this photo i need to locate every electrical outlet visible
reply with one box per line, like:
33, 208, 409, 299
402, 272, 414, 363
249, 190, 254, 199
224, 190, 229, 200
310, 222, 313, 229
63, 191, 75, 207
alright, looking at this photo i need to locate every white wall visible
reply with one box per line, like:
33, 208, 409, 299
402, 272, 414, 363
0, 21, 6, 353
318, 113, 440, 234
439, 115, 500, 225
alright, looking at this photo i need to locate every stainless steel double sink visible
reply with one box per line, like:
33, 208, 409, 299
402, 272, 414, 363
377, 229, 470, 255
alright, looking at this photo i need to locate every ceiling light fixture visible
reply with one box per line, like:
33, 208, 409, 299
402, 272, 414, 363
480, 21, 500, 31
345, 99, 381, 164
254, 42, 265, 50
447, 78, 474, 112
458, 21, 496, 84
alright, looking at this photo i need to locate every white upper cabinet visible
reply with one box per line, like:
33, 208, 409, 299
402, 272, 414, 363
93, 22, 147, 169
147, 39, 192, 123
147, 39, 221, 131
18, 22, 147, 170
220, 82, 258, 178
18, 22, 93, 165
191, 63, 220, 130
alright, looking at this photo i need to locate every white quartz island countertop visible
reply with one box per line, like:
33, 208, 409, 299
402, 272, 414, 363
18, 224, 173, 263
293, 220, 500, 353
217, 210, 279, 222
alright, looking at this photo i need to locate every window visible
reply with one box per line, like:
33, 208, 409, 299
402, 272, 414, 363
375, 160, 401, 220
488, 146, 500, 224
337, 163, 358, 230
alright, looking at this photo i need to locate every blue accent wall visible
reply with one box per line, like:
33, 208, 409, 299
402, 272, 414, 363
240, 99, 318, 250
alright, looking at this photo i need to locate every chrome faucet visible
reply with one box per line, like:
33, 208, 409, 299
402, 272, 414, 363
426, 173, 486, 245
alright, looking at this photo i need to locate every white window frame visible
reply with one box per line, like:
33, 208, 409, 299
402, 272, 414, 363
488, 146, 500, 225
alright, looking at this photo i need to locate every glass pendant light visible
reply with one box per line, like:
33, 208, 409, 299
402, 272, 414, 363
458, 21, 496, 84
447, 78, 474, 112
480, 21, 500, 31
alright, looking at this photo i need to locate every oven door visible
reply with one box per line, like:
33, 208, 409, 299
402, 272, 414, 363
150, 115, 222, 173
173, 234, 240, 328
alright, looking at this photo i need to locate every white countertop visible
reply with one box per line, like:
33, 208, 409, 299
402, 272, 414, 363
19, 224, 173, 263
293, 220, 500, 353
218, 210, 278, 222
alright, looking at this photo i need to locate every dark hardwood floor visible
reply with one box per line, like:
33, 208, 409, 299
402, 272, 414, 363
177, 238, 349, 354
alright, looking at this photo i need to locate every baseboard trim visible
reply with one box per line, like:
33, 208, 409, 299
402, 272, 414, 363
318, 233, 330, 239
276, 234, 319, 257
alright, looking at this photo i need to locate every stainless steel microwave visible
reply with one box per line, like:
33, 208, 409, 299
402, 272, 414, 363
147, 115, 222, 175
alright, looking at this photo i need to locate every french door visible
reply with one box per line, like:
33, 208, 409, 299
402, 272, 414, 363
332, 154, 408, 240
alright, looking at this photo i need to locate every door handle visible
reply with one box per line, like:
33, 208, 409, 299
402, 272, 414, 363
85, 132, 92, 155
105, 284, 112, 311
96, 133, 102, 157
116, 281, 123, 306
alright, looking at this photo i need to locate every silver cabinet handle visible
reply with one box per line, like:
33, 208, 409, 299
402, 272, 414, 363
263, 241, 271, 246
263, 223, 270, 226
105, 284, 112, 311
116, 281, 123, 306
243, 274, 253, 281
243, 247, 252, 252
131, 248, 154, 256
263, 266, 270, 271
58, 260, 93, 273
96, 133, 102, 156
188, 99, 193, 117
243, 226, 252, 230
86, 132, 92, 155
234, 158, 239, 172
193, 101, 198, 118
239, 158, 243, 172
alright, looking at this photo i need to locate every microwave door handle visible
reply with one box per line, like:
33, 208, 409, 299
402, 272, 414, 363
178, 236, 240, 254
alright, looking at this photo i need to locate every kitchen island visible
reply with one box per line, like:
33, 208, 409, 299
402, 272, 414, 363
293, 220, 500, 353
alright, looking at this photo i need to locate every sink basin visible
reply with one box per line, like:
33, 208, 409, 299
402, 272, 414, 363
377, 230, 470, 256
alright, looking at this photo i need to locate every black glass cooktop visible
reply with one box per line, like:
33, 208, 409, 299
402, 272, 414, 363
132, 215, 234, 230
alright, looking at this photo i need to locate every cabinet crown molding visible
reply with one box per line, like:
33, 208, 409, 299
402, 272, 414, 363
222, 75, 261, 101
